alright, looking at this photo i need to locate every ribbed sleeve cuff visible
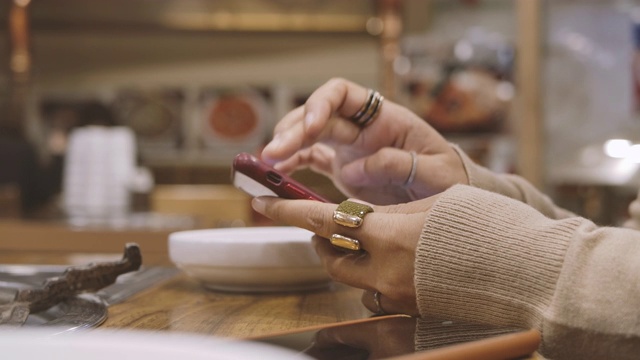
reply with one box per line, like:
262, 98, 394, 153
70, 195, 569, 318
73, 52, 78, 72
415, 185, 579, 329
450, 144, 498, 192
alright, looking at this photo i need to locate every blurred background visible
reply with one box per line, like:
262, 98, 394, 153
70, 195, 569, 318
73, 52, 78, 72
2, 0, 640, 229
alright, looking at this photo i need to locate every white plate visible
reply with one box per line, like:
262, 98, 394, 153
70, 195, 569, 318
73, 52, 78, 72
0, 328, 310, 360
168, 227, 331, 292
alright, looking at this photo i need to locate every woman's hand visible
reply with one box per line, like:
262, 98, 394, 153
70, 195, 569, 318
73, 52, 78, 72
251, 195, 440, 316
261, 78, 467, 205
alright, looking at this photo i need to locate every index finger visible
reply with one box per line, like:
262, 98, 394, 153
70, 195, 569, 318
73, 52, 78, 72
251, 196, 424, 255
303, 78, 371, 137
251, 196, 391, 252
262, 79, 372, 164
250, 196, 340, 240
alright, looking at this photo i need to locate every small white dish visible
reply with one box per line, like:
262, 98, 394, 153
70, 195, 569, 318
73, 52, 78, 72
168, 227, 330, 292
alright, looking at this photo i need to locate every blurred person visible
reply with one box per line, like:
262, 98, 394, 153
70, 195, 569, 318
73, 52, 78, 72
0, 133, 47, 215
76, 101, 117, 128
0, 101, 119, 217
251, 78, 640, 359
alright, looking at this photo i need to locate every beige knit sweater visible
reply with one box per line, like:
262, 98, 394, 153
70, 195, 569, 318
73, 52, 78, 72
414, 148, 640, 359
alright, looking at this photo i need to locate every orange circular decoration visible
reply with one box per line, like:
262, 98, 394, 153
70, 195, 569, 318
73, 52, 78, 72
208, 96, 258, 139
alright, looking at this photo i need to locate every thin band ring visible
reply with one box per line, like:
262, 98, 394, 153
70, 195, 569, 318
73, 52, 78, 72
403, 151, 418, 188
373, 291, 386, 315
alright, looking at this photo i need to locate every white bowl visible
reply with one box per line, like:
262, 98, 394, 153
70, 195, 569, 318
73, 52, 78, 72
168, 227, 331, 292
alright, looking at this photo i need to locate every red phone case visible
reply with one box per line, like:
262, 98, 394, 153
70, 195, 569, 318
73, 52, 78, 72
232, 152, 329, 202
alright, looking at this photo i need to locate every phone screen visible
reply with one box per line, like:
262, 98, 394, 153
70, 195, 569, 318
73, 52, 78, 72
252, 315, 537, 360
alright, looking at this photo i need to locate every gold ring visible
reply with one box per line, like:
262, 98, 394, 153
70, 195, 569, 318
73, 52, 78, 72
330, 234, 361, 251
333, 200, 374, 228
373, 291, 386, 315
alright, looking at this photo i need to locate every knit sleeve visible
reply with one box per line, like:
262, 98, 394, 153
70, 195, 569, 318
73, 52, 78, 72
451, 144, 574, 220
415, 184, 640, 359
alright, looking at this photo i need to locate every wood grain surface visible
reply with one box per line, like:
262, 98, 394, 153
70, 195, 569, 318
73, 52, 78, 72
101, 274, 372, 338
0, 245, 539, 359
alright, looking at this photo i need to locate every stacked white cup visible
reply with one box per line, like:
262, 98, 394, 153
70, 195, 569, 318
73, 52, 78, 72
62, 126, 136, 220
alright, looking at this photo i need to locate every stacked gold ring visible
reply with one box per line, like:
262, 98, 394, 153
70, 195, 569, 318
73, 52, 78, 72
373, 291, 386, 315
330, 200, 374, 252
329, 234, 362, 251
349, 89, 384, 127
333, 200, 374, 228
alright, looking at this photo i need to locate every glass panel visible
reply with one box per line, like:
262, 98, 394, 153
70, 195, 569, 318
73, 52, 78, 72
545, 0, 639, 225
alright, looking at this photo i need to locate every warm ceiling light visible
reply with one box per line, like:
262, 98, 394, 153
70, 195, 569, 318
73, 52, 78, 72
628, 144, 640, 163
603, 139, 631, 158
13, 0, 31, 7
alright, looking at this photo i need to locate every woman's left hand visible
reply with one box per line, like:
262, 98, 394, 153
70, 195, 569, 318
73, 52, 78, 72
251, 195, 439, 316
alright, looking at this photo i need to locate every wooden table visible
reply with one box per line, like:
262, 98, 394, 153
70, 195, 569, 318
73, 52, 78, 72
101, 274, 371, 338
0, 220, 540, 359
0, 219, 373, 338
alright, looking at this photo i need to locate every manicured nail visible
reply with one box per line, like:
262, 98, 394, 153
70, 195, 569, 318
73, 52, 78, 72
251, 197, 267, 214
305, 112, 316, 128
263, 134, 282, 153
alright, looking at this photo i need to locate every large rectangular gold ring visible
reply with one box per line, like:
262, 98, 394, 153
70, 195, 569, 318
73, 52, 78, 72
332, 200, 374, 228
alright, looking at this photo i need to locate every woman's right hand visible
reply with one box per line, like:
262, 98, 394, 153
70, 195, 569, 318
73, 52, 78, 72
261, 78, 468, 205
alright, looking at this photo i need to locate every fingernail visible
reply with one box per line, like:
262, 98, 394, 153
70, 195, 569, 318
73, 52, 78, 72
304, 112, 316, 128
251, 197, 267, 214
263, 134, 282, 153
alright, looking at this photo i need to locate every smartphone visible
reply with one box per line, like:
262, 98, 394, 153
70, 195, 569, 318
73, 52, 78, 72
252, 315, 540, 360
232, 152, 330, 202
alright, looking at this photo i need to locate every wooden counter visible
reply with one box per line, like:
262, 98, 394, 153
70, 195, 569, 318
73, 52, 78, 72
0, 219, 186, 265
